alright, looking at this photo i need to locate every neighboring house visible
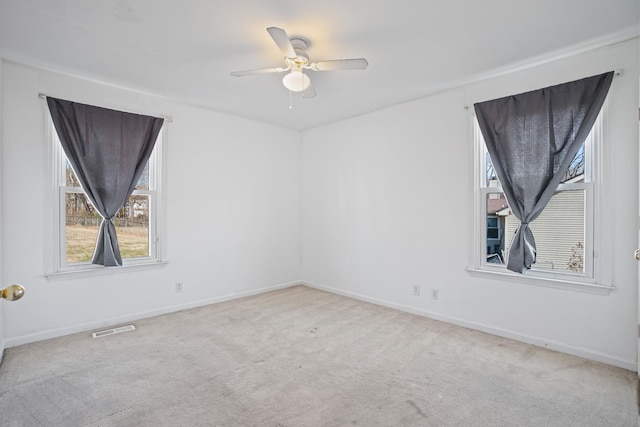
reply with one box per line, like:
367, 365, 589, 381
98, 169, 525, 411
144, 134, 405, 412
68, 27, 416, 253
486, 194, 508, 262
503, 189, 585, 273
488, 172, 586, 273
131, 198, 148, 219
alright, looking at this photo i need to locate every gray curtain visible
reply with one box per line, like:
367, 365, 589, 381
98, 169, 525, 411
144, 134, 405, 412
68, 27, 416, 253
474, 71, 613, 274
47, 97, 164, 267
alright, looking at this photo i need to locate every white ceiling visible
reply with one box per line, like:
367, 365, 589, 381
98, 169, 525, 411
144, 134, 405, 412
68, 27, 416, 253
0, 0, 637, 130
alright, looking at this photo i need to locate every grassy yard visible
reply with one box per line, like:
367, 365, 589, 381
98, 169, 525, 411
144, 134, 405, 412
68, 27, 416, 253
66, 224, 149, 263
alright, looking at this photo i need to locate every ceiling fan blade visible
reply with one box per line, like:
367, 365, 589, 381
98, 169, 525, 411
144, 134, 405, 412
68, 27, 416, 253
310, 58, 369, 71
302, 83, 316, 98
231, 67, 289, 77
266, 27, 296, 59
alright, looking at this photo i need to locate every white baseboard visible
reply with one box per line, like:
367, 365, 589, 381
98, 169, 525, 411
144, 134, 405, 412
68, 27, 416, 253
4, 280, 300, 348
301, 281, 636, 372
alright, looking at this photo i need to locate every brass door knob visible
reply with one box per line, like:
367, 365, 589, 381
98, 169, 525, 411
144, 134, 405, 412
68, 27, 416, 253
635, 249, 640, 261
1, 284, 24, 301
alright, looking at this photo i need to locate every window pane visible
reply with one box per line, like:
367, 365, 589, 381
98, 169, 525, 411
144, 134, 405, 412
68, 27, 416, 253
65, 192, 100, 263
65, 192, 151, 263
114, 194, 150, 258
67, 158, 151, 259
135, 162, 149, 190
486, 152, 497, 185
562, 144, 585, 183
485, 193, 508, 264
504, 189, 585, 273
66, 160, 81, 187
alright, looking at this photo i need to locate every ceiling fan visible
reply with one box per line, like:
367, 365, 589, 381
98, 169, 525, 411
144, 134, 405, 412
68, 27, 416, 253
231, 27, 369, 98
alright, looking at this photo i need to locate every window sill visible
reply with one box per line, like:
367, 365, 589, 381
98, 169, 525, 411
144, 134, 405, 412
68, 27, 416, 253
44, 260, 169, 281
465, 266, 615, 295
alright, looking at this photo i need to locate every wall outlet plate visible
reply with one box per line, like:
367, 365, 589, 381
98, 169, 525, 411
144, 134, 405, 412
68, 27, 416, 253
412, 284, 421, 296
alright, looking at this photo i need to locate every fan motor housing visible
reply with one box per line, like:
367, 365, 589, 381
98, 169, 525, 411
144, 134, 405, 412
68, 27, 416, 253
286, 37, 310, 68
290, 37, 310, 51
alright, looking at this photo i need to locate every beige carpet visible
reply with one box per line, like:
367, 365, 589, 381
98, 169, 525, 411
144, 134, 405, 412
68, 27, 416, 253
0, 285, 637, 426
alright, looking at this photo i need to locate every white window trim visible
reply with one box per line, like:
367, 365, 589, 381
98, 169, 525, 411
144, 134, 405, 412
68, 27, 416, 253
43, 109, 168, 279
467, 105, 614, 294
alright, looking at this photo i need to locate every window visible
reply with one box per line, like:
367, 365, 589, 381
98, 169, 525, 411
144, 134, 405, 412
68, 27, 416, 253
473, 113, 603, 283
45, 116, 164, 274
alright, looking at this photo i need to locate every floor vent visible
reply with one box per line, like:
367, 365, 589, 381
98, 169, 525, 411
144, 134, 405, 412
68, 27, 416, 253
92, 324, 136, 338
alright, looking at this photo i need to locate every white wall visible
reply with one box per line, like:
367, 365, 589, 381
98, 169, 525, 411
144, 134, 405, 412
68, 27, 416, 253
0, 61, 301, 346
1, 40, 637, 371
300, 39, 639, 370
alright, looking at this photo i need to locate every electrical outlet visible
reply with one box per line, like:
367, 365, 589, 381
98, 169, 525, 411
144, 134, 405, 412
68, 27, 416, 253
412, 284, 421, 296
431, 288, 439, 300
175, 282, 183, 293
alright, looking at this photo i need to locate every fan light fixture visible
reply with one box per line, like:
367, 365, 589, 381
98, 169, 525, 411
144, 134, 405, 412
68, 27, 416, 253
231, 27, 369, 101
282, 70, 310, 92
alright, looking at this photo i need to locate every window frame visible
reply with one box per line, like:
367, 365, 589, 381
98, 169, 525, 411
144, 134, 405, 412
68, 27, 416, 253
469, 108, 613, 293
44, 110, 167, 278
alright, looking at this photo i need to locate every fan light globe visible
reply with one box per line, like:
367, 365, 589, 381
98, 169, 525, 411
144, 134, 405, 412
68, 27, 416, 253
282, 71, 310, 92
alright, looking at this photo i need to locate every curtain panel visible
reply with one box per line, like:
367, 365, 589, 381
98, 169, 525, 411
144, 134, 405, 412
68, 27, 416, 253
47, 98, 164, 267
474, 71, 613, 274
